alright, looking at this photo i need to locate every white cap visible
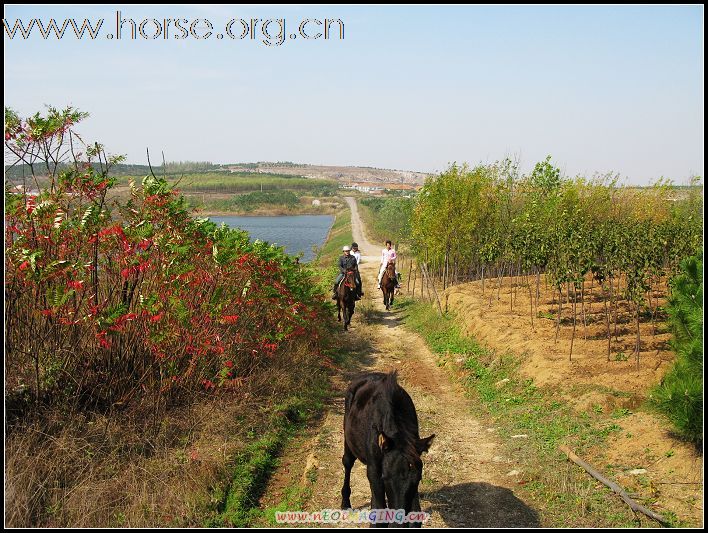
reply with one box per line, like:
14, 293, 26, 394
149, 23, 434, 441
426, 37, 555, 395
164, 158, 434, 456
342, 245, 351, 251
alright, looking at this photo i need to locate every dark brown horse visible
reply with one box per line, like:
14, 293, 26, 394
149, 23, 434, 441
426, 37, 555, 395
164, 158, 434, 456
337, 269, 357, 330
380, 261, 396, 311
341, 371, 434, 527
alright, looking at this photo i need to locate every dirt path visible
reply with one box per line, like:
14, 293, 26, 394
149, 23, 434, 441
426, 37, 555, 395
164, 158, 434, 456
343, 196, 377, 257
257, 198, 540, 527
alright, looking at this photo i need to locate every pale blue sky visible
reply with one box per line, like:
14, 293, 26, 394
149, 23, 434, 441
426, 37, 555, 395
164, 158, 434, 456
4, 5, 704, 184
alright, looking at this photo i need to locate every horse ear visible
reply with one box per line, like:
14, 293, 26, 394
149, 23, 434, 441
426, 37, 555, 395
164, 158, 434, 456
416, 434, 435, 454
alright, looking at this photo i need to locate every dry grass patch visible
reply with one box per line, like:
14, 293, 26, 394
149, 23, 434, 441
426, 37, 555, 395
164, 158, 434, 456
5, 347, 332, 528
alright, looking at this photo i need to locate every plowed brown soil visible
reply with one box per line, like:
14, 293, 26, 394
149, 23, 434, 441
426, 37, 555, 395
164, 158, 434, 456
444, 275, 702, 526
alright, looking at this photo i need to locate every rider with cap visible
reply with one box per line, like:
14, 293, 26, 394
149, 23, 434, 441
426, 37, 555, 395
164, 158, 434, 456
333, 245, 361, 301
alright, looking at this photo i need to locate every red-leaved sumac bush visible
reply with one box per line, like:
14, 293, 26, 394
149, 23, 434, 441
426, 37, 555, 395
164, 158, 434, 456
5, 107, 334, 411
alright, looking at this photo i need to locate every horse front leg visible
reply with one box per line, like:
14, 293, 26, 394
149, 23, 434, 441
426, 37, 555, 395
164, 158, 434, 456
366, 463, 388, 527
341, 441, 356, 509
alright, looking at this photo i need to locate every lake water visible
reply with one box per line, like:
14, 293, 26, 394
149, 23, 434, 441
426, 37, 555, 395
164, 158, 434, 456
208, 215, 334, 262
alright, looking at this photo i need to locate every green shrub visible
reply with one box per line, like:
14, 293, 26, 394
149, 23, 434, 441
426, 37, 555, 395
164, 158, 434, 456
4, 106, 334, 410
231, 190, 300, 211
652, 252, 703, 445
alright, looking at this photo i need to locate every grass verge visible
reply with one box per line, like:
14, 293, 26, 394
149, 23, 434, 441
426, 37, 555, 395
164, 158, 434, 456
204, 388, 329, 527
5, 359, 334, 528
313, 207, 354, 298
316, 207, 353, 268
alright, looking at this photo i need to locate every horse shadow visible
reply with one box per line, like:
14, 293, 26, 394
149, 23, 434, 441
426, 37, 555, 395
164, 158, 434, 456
360, 299, 403, 330
377, 309, 400, 330
421, 482, 541, 528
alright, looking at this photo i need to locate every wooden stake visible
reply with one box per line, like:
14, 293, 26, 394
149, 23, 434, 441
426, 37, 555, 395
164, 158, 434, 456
604, 282, 611, 362
570, 285, 577, 361
421, 262, 443, 316
528, 273, 535, 331
555, 288, 562, 343
407, 259, 412, 293
635, 304, 641, 370
412, 265, 417, 298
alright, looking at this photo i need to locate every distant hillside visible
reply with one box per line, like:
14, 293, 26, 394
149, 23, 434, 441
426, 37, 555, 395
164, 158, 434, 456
222, 163, 430, 185
5, 161, 431, 186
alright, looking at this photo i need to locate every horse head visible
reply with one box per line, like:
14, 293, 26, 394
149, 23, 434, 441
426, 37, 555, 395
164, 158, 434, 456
378, 431, 435, 514
344, 269, 357, 290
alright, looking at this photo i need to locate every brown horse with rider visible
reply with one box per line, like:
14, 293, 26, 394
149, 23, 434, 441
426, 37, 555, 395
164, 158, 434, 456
381, 260, 397, 310
333, 245, 362, 330
377, 240, 400, 310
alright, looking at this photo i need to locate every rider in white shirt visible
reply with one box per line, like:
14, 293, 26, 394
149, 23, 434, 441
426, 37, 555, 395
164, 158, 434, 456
351, 243, 363, 297
377, 240, 401, 289
351, 242, 361, 267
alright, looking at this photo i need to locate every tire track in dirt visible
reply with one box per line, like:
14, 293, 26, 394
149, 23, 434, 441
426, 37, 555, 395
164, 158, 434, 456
256, 198, 540, 527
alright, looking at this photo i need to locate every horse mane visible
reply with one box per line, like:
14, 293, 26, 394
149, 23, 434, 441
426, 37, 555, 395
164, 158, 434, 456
380, 372, 422, 467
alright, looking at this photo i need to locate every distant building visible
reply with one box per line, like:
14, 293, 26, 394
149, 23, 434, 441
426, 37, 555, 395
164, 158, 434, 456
311, 199, 321, 206
339, 181, 422, 194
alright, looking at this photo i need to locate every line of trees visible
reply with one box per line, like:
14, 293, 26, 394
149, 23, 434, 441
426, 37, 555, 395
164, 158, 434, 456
382, 159, 702, 365
358, 196, 414, 245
